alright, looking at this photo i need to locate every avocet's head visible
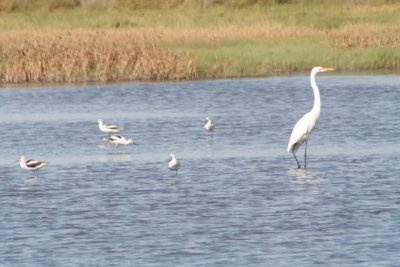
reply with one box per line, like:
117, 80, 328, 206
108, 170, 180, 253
127, 139, 134, 145
97, 119, 103, 124
15, 155, 24, 163
312, 66, 335, 74
170, 153, 176, 158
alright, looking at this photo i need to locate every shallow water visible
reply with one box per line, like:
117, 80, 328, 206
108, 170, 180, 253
1, 75, 399, 266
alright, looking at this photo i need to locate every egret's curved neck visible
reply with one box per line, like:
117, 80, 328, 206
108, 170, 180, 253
310, 71, 321, 114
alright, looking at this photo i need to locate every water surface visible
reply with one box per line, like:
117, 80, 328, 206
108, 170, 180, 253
1, 75, 399, 266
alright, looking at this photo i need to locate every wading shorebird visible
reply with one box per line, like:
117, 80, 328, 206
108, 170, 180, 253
16, 156, 48, 179
98, 119, 123, 136
287, 66, 335, 169
204, 117, 214, 133
167, 153, 180, 175
103, 135, 136, 149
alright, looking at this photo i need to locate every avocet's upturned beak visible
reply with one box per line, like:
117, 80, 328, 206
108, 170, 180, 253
14, 156, 22, 164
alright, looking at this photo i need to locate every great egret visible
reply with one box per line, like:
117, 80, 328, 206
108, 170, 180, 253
98, 119, 123, 135
16, 156, 48, 178
204, 117, 214, 132
287, 66, 335, 169
168, 153, 180, 175
103, 135, 136, 148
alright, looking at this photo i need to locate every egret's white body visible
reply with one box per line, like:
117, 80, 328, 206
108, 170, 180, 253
97, 119, 123, 135
168, 153, 180, 175
17, 156, 48, 178
204, 117, 214, 132
287, 66, 335, 169
103, 135, 135, 148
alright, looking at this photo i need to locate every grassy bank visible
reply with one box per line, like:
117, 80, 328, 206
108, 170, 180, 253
1, 1, 400, 83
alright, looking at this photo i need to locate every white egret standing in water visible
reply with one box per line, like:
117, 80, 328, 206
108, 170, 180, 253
287, 66, 335, 169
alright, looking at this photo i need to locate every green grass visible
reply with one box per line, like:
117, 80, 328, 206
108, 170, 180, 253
169, 34, 400, 79
1, 3, 400, 31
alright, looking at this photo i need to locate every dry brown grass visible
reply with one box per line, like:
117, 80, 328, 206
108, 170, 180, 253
152, 24, 323, 43
330, 24, 400, 49
0, 29, 198, 83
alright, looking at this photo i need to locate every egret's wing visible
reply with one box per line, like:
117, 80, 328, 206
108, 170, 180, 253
287, 112, 312, 152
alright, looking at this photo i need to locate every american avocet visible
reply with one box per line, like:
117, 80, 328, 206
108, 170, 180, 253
103, 135, 136, 148
204, 117, 214, 133
16, 156, 48, 178
98, 119, 123, 135
168, 153, 180, 175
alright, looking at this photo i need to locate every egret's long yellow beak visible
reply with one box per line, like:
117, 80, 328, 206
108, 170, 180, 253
322, 67, 335, 71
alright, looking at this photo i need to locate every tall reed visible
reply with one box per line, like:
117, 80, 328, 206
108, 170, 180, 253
0, 30, 198, 83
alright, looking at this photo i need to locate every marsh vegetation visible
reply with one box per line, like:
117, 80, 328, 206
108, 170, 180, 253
1, 0, 400, 83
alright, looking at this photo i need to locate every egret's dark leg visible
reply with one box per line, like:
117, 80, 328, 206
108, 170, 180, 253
293, 152, 301, 169
304, 141, 308, 170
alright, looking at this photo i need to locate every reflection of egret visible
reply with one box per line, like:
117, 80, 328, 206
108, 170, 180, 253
287, 66, 335, 169
16, 155, 48, 179
288, 168, 320, 180
98, 119, 123, 136
168, 153, 180, 175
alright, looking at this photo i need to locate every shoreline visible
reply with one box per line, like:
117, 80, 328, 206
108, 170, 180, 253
1, 69, 398, 89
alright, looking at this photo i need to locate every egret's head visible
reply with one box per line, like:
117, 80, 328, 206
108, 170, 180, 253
313, 66, 335, 73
